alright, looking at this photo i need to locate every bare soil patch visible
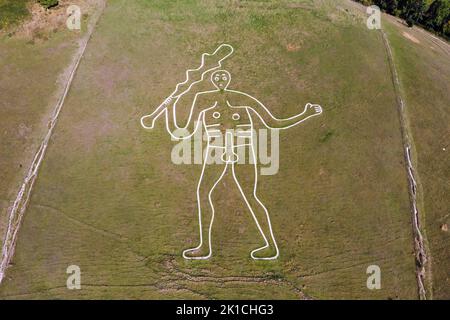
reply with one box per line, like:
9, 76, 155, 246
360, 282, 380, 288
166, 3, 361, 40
7, 0, 97, 40
402, 31, 420, 44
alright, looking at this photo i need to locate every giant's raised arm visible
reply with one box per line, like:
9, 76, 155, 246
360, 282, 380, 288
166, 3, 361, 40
227, 90, 322, 129
166, 91, 216, 139
140, 97, 172, 130
141, 44, 233, 138
141, 91, 216, 140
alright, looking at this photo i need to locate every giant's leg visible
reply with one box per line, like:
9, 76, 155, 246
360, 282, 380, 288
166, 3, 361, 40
183, 148, 228, 259
231, 147, 279, 260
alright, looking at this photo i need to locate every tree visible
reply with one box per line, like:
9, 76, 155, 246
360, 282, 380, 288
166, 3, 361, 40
444, 20, 450, 36
399, 0, 427, 27
423, 0, 450, 33
351, 0, 449, 36
374, 0, 399, 15
38, 0, 59, 9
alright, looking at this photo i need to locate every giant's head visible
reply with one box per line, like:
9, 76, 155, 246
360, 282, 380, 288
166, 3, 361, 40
211, 70, 231, 91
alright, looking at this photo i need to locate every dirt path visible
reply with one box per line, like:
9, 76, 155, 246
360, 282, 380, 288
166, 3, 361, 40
0, 0, 107, 284
342, 0, 432, 300
381, 30, 428, 300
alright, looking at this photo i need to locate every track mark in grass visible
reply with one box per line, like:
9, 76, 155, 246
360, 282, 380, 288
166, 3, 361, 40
162, 257, 310, 299
0, 0, 107, 285
381, 30, 428, 300
320, 130, 334, 143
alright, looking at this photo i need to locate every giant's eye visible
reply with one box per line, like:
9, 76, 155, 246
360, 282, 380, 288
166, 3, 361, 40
214, 77, 220, 81
222, 76, 227, 81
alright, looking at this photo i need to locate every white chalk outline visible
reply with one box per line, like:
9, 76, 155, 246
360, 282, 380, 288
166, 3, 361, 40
141, 44, 323, 260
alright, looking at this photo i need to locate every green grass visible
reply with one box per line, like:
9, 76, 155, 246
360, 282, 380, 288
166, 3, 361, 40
384, 20, 450, 300
0, 0, 434, 299
0, 0, 29, 30
0, 1, 85, 265
320, 130, 334, 143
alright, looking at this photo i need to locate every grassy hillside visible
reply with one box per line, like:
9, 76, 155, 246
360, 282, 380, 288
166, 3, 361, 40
2, 0, 443, 299
383, 18, 450, 299
0, 29, 79, 251
0, 0, 29, 30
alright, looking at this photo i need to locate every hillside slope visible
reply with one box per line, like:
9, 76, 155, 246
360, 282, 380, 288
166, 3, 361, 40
0, 10, 79, 254
2, 0, 445, 299
383, 16, 450, 300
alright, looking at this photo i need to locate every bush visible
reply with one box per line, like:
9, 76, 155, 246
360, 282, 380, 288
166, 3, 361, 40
400, 0, 427, 27
406, 17, 415, 27
444, 21, 450, 37
38, 0, 59, 9
423, 0, 450, 33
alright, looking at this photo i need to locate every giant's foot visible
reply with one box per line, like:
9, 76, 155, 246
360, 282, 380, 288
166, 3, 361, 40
250, 244, 279, 260
182, 245, 211, 260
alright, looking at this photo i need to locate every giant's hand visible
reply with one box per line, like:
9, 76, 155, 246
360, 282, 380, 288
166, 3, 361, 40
302, 103, 322, 117
140, 97, 172, 129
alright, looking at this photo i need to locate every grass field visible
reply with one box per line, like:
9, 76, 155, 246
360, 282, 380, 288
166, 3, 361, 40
0, 23, 80, 252
382, 18, 450, 299
0, 0, 447, 299
0, 0, 29, 30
